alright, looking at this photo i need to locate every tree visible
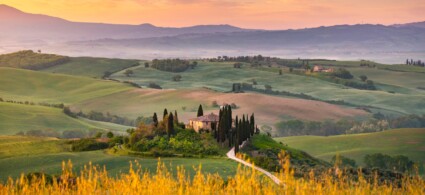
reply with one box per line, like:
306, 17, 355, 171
106, 132, 114, 138
95, 132, 103, 138
197, 104, 204, 117
172, 75, 182, 82
152, 113, 158, 127
174, 110, 179, 124
163, 109, 168, 119
124, 69, 134, 77
264, 84, 272, 93
279, 69, 283, 75
359, 75, 368, 82
250, 114, 255, 136
167, 113, 175, 137
144, 62, 149, 68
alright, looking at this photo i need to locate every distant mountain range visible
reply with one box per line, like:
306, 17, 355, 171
1, 4, 424, 63
0, 4, 249, 41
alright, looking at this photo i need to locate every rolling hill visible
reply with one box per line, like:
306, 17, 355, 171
275, 128, 425, 166
0, 102, 131, 135
0, 67, 132, 104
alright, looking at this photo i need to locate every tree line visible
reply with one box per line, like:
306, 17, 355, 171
275, 114, 425, 137
405, 59, 425, 67
151, 59, 197, 72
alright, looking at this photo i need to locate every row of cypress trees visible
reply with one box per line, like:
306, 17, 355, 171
215, 105, 257, 154
151, 108, 180, 137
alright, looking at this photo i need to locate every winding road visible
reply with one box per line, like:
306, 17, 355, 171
226, 145, 282, 185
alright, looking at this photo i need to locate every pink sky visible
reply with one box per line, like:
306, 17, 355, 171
2, 0, 425, 29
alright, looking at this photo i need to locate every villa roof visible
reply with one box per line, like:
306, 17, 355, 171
190, 113, 219, 122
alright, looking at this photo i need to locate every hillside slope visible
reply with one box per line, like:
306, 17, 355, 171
0, 102, 130, 135
275, 128, 425, 166
0, 67, 132, 104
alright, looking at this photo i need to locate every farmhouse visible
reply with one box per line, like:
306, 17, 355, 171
187, 113, 219, 132
313, 65, 334, 73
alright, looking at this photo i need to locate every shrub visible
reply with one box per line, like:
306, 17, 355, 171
148, 83, 162, 89
70, 138, 109, 152
62, 130, 86, 139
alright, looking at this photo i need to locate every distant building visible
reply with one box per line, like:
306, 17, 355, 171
186, 113, 219, 132
313, 65, 334, 73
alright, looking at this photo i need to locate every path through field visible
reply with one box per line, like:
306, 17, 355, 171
226, 145, 282, 185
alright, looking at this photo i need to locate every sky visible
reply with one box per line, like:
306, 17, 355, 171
1, 0, 424, 29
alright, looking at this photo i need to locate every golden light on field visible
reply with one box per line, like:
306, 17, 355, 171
1, 0, 424, 29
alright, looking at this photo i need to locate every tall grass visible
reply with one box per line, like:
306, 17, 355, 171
1, 156, 424, 194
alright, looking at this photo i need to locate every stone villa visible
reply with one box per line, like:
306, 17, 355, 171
187, 113, 219, 132
313, 65, 334, 73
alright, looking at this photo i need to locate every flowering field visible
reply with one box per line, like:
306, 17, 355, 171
1, 158, 424, 195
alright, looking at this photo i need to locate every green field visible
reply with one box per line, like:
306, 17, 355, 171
0, 150, 239, 182
275, 128, 425, 166
0, 102, 130, 135
42, 57, 141, 78
0, 136, 70, 158
111, 61, 425, 115
0, 67, 132, 104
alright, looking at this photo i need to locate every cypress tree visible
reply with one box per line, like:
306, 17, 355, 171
174, 110, 179, 124
221, 108, 227, 143
197, 104, 204, 117
242, 115, 246, 141
163, 108, 168, 120
250, 113, 255, 136
153, 112, 158, 127
167, 113, 174, 137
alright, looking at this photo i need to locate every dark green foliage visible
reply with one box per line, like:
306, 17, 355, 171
152, 112, 158, 127
151, 59, 191, 72
279, 69, 282, 75
172, 74, 182, 81
94, 132, 102, 138
359, 75, 368, 82
174, 110, 179, 124
69, 138, 109, 152
75, 110, 135, 126
62, 130, 86, 139
331, 68, 354, 79
144, 62, 149, 68
331, 155, 357, 167
163, 109, 168, 119
148, 82, 162, 89
109, 136, 124, 147
167, 113, 175, 137
197, 105, 204, 117
364, 153, 414, 173
106, 132, 114, 138
63, 107, 77, 118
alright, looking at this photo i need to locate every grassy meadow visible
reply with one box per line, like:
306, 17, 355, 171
0, 149, 239, 182
0, 67, 132, 104
0, 102, 129, 135
275, 128, 425, 166
42, 57, 141, 78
